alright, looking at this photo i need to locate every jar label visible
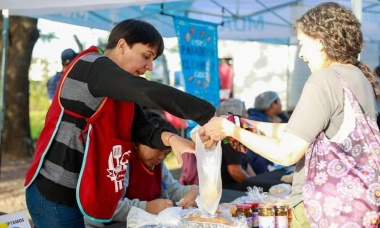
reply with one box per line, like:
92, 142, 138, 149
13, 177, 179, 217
258, 216, 275, 228
252, 212, 259, 227
275, 215, 288, 228
246, 217, 252, 227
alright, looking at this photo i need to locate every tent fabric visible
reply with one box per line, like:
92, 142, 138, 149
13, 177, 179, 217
1, 0, 379, 44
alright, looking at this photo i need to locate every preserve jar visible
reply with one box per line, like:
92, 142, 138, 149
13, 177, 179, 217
258, 204, 275, 228
274, 204, 288, 228
245, 201, 259, 228
236, 204, 253, 227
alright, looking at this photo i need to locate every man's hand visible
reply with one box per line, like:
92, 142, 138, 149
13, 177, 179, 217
178, 187, 198, 208
146, 199, 173, 215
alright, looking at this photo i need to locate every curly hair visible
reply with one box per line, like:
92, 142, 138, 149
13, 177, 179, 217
294, 2, 380, 99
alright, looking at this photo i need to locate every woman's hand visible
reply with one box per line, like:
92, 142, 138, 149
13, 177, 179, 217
198, 117, 237, 141
178, 187, 198, 208
146, 199, 173, 215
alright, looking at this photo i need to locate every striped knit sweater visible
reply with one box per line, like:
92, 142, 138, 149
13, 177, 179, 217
33, 49, 215, 207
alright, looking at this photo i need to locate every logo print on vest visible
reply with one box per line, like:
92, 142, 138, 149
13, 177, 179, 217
106, 145, 131, 192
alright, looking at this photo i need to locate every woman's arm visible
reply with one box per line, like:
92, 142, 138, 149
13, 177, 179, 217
243, 118, 287, 138
199, 117, 309, 166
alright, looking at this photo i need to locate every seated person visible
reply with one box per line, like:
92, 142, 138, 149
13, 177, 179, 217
247, 91, 289, 174
217, 99, 256, 191
85, 112, 198, 227
374, 65, 380, 128
179, 120, 200, 186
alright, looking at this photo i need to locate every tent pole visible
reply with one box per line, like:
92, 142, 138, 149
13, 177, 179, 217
0, 9, 9, 179
351, 0, 362, 60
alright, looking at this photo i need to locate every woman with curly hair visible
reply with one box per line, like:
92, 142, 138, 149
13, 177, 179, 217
200, 2, 380, 227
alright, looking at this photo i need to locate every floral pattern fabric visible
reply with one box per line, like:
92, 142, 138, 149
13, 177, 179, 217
303, 74, 380, 227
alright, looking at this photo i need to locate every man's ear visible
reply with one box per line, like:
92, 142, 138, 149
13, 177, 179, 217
116, 38, 127, 54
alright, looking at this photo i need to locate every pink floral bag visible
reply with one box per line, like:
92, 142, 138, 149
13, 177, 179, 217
303, 74, 380, 227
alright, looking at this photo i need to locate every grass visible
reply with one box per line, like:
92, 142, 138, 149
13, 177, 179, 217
29, 110, 180, 170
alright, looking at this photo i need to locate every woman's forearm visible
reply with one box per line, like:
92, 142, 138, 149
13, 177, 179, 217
231, 126, 306, 166
243, 118, 287, 138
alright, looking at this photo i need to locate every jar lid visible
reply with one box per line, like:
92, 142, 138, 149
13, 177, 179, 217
245, 201, 259, 207
236, 204, 252, 210
259, 204, 274, 209
275, 203, 287, 208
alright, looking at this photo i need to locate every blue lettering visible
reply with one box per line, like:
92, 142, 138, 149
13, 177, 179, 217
219, 16, 264, 32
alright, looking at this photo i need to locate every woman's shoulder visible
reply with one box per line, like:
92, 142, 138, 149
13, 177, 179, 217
308, 65, 364, 87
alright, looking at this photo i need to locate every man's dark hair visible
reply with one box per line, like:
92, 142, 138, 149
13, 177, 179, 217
106, 19, 164, 59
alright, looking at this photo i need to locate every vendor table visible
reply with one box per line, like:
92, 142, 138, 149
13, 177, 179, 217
220, 188, 246, 203
104, 189, 247, 227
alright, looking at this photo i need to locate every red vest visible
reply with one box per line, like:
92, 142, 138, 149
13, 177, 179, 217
125, 152, 162, 201
25, 46, 135, 222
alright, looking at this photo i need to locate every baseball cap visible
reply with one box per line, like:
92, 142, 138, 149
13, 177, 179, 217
61, 48, 77, 65
217, 98, 246, 116
254, 91, 279, 111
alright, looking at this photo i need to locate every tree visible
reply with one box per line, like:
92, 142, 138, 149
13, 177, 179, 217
0, 16, 39, 158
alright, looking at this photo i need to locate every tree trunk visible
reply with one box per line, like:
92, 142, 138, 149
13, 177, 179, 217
0, 16, 39, 158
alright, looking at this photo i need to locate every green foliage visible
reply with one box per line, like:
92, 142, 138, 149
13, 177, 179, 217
30, 110, 47, 140
29, 57, 50, 140
39, 32, 58, 42
29, 58, 51, 112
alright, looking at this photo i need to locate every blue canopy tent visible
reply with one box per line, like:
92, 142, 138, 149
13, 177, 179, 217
3, 0, 380, 44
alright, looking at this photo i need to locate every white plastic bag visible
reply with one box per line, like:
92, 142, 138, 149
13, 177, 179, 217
194, 132, 222, 215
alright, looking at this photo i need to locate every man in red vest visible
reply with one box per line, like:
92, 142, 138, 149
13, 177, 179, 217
25, 19, 215, 227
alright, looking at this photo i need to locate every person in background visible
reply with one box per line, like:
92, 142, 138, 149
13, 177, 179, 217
200, 2, 380, 227
247, 91, 288, 124
85, 112, 198, 227
46, 48, 77, 102
375, 65, 380, 128
25, 19, 215, 228
179, 152, 199, 185
247, 91, 289, 175
217, 98, 255, 191
219, 58, 233, 101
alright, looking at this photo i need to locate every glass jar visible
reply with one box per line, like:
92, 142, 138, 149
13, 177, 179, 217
245, 201, 259, 228
258, 204, 275, 228
287, 205, 292, 228
274, 204, 288, 228
236, 204, 253, 227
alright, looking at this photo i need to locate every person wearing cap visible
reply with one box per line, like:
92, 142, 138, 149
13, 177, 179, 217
85, 112, 198, 227
217, 98, 256, 191
246, 91, 289, 175
46, 48, 77, 102
247, 91, 288, 124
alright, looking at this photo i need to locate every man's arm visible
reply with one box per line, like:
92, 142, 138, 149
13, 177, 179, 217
246, 163, 256, 177
227, 164, 253, 183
